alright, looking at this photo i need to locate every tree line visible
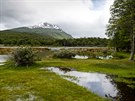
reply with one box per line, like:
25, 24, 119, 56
0, 31, 108, 47
55, 38, 108, 47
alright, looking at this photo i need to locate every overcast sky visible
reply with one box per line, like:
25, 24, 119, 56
0, 0, 114, 38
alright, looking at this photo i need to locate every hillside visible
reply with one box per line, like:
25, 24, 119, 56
0, 30, 55, 46
0, 23, 108, 47
10, 22, 72, 39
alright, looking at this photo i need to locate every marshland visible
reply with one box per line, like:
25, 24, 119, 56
0, 0, 135, 101
0, 46, 134, 101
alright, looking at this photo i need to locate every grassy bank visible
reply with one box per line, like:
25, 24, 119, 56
0, 63, 107, 101
41, 58, 135, 88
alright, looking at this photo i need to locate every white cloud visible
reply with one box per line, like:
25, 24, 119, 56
0, 0, 114, 38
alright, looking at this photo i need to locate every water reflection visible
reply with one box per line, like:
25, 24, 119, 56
97, 55, 113, 60
46, 67, 119, 99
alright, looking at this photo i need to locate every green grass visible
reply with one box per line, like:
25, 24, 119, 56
42, 58, 135, 87
0, 64, 107, 101
0, 54, 134, 101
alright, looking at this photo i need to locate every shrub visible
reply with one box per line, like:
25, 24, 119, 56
12, 47, 36, 66
53, 50, 76, 59
112, 52, 126, 59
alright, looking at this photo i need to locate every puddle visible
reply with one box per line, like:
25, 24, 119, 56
45, 67, 135, 101
46, 67, 118, 99
73, 55, 113, 60
73, 55, 88, 59
0, 55, 9, 65
97, 55, 113, 60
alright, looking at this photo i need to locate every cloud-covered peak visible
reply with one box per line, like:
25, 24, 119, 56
28, 22, 60, 29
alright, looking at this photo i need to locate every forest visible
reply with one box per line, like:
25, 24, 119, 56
0, 30, 108, 47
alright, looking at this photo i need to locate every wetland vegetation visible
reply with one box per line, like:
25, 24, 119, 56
0, 47, 134, 101
0, 0, 135, 100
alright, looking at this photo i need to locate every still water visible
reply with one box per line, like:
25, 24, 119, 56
73, 55, 88, 59
45, 67, 135, 101
0, 55, 9, 65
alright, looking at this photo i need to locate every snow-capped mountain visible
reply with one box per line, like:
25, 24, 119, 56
28, 22, 60, 30
6, 22, 72, 39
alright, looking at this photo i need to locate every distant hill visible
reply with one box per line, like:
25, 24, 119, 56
0, 23, 108, 47
9, 22, 72, 39
0, 30, 56, 46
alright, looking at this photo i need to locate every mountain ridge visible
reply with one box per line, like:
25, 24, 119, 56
3, 22, 72, 39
